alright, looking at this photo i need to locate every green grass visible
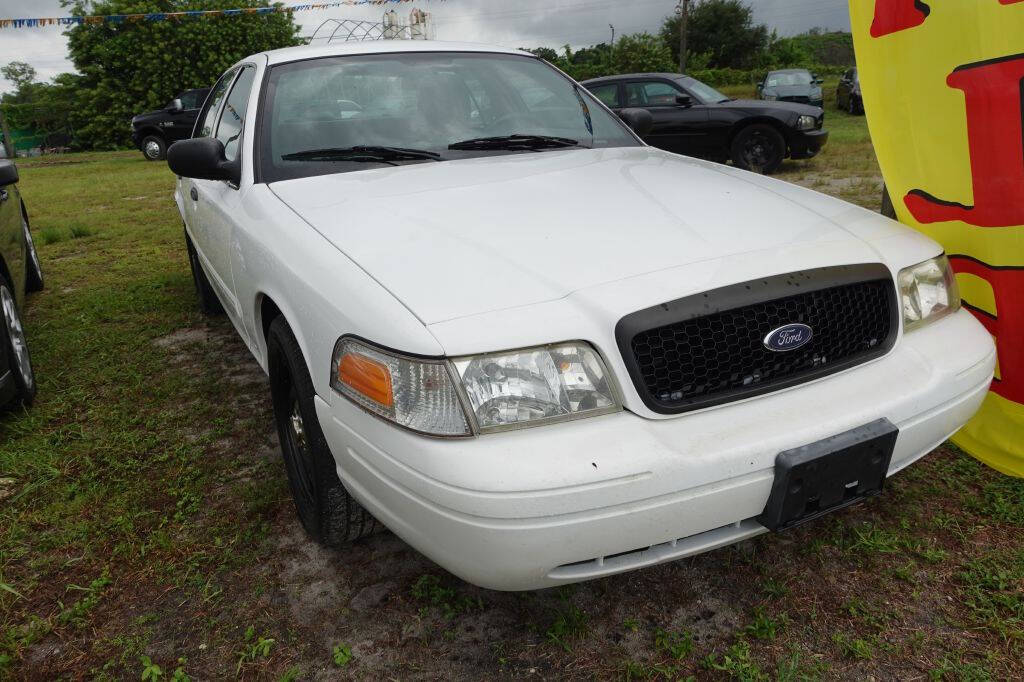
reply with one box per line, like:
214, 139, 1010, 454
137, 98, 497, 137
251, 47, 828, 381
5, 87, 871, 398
0, 139, 1022, 679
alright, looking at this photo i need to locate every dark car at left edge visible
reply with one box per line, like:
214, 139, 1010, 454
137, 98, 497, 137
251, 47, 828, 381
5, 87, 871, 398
0, 160, 43, 411
583, 72, 827, 174
130, 87, 211, 161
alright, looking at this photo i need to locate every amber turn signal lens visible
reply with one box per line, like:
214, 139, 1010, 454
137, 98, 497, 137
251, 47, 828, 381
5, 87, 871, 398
337, 352, 393, 407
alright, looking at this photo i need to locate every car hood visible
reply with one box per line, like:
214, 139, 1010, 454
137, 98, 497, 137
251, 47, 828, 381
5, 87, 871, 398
269, 147, 862, 325
763, 84, 820, 98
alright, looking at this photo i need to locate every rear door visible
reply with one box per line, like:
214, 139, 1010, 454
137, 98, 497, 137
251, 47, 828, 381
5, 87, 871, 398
623, 79, 710, 155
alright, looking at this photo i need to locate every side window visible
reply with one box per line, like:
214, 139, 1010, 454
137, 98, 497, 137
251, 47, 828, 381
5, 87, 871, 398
215, 66, 256, 163
195, 69, 237, 139
625, 81, 680, 107
588, 83, 620, 108
179, 90, 201, 110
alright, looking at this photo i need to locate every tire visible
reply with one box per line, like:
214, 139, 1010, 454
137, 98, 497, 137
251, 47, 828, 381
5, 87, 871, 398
22, 211, 43, 293
141, 135, 167, 161
0, 282, 36, 407
185, 230, 223, 315
730, 123, 786, 175
266, 316, 380, 546
880, 184, 897, 219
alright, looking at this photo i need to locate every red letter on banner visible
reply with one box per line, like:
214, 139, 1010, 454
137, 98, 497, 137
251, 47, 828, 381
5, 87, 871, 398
904, 53, 1024, 226
870, 0, 930, 37
948, 256, 1024, 403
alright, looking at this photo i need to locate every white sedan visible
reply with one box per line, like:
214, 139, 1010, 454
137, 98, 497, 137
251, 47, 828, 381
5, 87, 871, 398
168, 41, 995, 591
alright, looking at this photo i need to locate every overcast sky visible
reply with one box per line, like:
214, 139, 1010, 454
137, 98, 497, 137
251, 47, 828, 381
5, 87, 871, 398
0, 0, 850, 93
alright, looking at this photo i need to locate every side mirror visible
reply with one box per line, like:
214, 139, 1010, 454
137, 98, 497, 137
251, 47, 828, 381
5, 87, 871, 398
813, 78, 824, 85
618, 108, 653, 137
756, 83, 763, 92
0, 160, 18, 186
167, 137, 239, 184
168, 98, 184, 113
675, 94, 693, 107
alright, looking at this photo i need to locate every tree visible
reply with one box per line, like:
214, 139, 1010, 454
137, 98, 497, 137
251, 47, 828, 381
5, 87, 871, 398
661, 0, 769, 70
527, 47, 559, 63
609, 33, 675, 75
1, 62, 37, 90
62, 0, 300, 149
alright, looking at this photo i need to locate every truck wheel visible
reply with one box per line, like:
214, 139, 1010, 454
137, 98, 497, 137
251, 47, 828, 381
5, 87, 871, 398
185, 230, 223, 315
141, 135, 167, 161
0, 282, 36, 407
22, 211, 43, 293
731, 124, 785, 175
266, 316, 381, 547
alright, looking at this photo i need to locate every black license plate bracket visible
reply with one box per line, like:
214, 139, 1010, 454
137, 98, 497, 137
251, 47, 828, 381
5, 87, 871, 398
757, 418, 898, 532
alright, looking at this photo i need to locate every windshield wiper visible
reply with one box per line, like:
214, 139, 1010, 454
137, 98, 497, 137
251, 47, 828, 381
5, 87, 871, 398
448, 134, 581, 151
281, 146, 441, 164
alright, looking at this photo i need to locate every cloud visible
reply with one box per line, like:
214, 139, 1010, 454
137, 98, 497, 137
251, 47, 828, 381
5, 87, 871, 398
0, 0, 851, 93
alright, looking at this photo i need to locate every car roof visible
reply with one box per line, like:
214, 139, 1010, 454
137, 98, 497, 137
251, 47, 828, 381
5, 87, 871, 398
258, 40, 530, 66
581, 73, 683, 84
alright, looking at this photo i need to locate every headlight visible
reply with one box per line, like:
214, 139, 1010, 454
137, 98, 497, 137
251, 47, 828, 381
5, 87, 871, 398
796, 115, 817, 130
453, 342, 620, 433
331, 337, 471, 437
898, 255, 960, 332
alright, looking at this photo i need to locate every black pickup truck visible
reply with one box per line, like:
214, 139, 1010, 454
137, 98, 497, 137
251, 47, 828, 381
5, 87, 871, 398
130, 88, 210, 161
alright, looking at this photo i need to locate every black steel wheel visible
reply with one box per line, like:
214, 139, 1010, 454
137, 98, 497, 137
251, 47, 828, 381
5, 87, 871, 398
184, 230, 223, 315
0, 282, 36, 408
731, 124, 786, 175
266, 316, 381, 546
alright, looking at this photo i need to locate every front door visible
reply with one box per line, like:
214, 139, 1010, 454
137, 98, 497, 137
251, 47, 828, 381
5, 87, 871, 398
623, 80, 710, 155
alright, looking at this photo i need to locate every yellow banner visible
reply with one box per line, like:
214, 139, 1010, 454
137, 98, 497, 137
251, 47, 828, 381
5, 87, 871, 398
849, 0, 1024, 476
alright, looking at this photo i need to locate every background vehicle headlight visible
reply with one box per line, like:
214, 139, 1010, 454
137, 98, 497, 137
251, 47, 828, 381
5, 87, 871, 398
453, 342, 620, 433
898, 255, 960, 332
331, 337, 471, 437
796, 115, 817, 130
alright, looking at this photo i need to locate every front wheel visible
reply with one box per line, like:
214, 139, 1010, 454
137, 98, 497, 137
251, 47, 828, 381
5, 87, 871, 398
0, 283, 36, 407
267, 316, 381, 546
141, 135, 167, 161
731, 124, 785, 175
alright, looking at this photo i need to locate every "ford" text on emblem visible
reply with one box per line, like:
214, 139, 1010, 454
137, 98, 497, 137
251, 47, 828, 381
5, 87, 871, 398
763, 323, 813, 352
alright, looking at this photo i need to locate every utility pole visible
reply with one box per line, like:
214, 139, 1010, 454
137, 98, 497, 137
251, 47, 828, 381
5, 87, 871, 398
676, 0, 691, 74
609, 24, 615, 47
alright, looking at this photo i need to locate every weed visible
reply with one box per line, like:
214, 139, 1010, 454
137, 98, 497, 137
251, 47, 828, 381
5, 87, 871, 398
833, 632, 874, 660
653, 627, 694, 660
38, 226, 65, 244
236, 625, 274, 674
58, 570, 112, 628
332, 643, 353, 667
410, 574, 483, 620
743, 606, 786, 640
140, 655, 162, 681
70, 224, 94, 239
545, 591, 589, 652
760, 578, 790, 599
622, 618, 640, 633
704, 640, 767, 681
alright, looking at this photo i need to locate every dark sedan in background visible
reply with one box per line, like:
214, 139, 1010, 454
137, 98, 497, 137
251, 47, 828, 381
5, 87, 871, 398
836, 67, 863, 115
583, 73, 827, 174
757, 68, 823, 108
0, 160, 42, 409
130, 87, 211, 161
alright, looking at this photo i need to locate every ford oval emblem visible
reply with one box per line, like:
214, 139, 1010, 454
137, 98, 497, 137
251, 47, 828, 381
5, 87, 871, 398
763, 323, 813, 352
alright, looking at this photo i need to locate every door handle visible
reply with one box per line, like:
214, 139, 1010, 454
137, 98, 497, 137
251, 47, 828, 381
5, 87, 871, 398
190, 187, 198, 202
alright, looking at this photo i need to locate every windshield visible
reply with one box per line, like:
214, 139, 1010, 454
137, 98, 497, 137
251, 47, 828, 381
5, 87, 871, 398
259, 52, 640, 182
678, 76, 730, 104
765, 71, 813, 87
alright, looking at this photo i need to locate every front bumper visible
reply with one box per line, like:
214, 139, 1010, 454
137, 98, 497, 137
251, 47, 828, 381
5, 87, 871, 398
789, 128, 829, 159
316, 309, 994, 590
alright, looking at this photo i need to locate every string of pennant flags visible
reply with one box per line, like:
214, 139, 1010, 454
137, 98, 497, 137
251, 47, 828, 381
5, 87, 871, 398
0, 1, 442, 29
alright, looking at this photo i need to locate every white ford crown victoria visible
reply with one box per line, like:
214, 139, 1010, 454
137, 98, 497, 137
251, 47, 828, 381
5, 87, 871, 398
169, 41, 995, 591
